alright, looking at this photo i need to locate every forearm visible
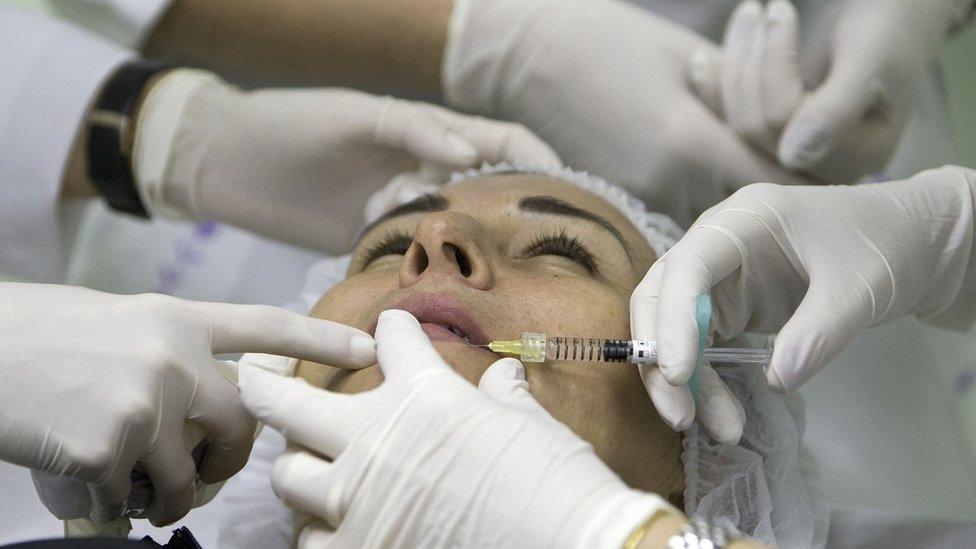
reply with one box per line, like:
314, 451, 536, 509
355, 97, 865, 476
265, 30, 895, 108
143, 0, 452, 96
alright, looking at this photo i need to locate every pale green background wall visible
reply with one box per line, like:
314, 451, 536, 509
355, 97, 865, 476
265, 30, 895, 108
943, 24, 976, 168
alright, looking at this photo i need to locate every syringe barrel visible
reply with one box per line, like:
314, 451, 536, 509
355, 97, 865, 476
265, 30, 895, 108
544, 337, 650, 363
534, 334, 773, 368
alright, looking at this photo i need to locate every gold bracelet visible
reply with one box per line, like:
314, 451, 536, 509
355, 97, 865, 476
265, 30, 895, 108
622, 509, 671, 549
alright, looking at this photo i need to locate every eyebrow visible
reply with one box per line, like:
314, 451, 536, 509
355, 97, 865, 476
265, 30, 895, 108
519, 195, 635, 263
358, 193, 448, 240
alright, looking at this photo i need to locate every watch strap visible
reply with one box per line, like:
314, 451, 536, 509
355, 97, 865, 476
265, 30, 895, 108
86, 59, 169, 217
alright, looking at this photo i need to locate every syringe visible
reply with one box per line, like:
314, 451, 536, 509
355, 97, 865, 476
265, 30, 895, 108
473, 333, 774, 370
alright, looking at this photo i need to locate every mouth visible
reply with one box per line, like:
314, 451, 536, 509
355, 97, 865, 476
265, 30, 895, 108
377, 293, 492, 347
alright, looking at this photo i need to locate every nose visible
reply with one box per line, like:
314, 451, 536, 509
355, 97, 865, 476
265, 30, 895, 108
399, 212, 494, 290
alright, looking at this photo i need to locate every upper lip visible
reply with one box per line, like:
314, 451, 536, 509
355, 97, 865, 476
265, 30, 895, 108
374, 293, 491, 345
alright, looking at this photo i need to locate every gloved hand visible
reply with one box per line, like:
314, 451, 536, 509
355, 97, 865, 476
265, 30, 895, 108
0, 283, 375, 526
132, 69, 560, 253
630, 166, 976, 433
240, 309, 684, 548
689, 0, 971, 183
442, 0, 816, 227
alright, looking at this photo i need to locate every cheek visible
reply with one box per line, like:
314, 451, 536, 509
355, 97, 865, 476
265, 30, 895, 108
299, 272, 398, 389
310, 272, 398, 328
497, 273, 632, 339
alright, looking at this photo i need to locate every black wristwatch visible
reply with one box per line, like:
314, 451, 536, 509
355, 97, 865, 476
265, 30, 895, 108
86, 60, 170, 218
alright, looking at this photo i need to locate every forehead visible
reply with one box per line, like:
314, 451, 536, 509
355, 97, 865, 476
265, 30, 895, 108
442, 174, 653, 261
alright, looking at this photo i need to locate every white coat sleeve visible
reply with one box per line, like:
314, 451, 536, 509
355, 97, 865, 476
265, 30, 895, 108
0, 5, 133, 282
47, 0, 174, 49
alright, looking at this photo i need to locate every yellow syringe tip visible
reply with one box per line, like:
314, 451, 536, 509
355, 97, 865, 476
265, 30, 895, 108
487, 339, 524, 357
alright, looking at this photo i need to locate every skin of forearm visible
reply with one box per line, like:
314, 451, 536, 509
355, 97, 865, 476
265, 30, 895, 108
144, 0, 453, 97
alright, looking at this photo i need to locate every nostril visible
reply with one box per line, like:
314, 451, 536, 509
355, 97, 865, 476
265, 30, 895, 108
444, 244, 472, 278
410, 242, 428, 275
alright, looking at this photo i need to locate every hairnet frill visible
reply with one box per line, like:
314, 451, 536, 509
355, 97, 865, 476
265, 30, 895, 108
283, 164, 827, 547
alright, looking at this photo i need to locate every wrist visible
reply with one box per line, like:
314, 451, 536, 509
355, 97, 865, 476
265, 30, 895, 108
568, 488, 681, 549
85, 60, 172, 216
131, 68, 224, 220
630, 511, 686, 549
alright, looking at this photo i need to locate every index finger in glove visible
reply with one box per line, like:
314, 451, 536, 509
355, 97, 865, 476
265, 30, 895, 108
190, 302, 376, 369
238, 365, 366, 458
694, 364, 746, 445
640, 365, 695, 431
657, 226, 744, 384
375, 309, 452, 381
376, 99, 480, 167
777, 48, 885, 171
632, 264, 697, 430
684, 100, 819, 189
761, 0, 804, 130
478, 358, 553, 422
427, 106, 562, 169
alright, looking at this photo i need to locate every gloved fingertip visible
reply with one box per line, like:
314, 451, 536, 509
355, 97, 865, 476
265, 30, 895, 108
378, 308, 418, 326
737, 0, 763, 15
444, 132, 478, 165
766, 0, 795, 22
479, 358, 526, 393
89, 502, 127, 524
236, 361, 262, 388
659, 360, 695, 386
495, 357, 526, 380
658, 398, 695, 431
778, 121, 827, 169
269, 455, 292, 501
713, 419, 743, 446
766, 362, 790, 394
349, 335, 377, 366
673, 415, 695, 432
239, 368, 299, 422
688, 48, 712, 86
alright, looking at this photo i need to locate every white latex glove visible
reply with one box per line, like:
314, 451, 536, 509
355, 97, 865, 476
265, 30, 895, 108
132, 69, 560, 252
240, 309, 681, 549
443, 0, 816, 228
0, 283, 375, 526
630, 166, 976, 430
689, 0, 971, 183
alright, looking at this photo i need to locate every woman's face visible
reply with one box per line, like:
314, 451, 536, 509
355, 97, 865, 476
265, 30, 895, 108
298, 174, 683, 496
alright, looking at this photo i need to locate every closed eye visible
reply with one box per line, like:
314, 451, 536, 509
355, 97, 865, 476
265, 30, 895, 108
361, 230, 412, 266
520, 231, 599, 275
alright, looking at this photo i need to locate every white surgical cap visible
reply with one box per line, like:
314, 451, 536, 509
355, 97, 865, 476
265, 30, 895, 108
276, 164, 828, 547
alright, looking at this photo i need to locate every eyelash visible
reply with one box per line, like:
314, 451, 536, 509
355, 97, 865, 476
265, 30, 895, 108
361, 230, 413, 265
361, 230, 599, 275
521, 231, 599, 275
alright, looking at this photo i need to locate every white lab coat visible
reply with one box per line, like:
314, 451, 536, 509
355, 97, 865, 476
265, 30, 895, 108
0, 4, 322, 544
0, 0, 970, 546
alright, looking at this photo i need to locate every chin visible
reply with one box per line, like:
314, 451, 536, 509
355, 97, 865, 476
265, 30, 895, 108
430, 340, 500, 385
